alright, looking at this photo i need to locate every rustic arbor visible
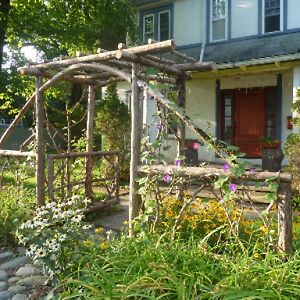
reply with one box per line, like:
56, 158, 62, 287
0, 40, 293, 253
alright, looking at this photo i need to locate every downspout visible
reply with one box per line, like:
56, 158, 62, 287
199, 43, 206, 62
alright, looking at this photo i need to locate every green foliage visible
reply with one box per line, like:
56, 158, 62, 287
0, 186, 35, 245
284, 133, 300, 208
94, 84, 131, 181
57, 232, 300, 299
0, 47, 34, 122
7, 0, 137, 57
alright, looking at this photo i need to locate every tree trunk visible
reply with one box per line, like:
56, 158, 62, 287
0, 0, 10, 70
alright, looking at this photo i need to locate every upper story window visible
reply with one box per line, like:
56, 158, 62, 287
211, 0, 226, 41
264, 0, 281, 33
141, 6, 172, 43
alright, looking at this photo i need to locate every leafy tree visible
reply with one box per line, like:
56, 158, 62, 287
1, 0, 137, 63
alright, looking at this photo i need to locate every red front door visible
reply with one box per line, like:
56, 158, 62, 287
233, 90, 265, 157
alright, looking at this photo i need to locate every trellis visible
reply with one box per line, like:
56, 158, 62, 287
0, 39, 293, 253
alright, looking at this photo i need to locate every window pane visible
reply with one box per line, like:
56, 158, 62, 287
212, 0, 225, 20
265, 0, 280, 32
265, 15, 280, 32
159, 11, 170, 41
212, 19, 225, 40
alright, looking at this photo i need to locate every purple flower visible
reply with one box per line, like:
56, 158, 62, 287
174, 159, 181, 167
223, 163, 230, 172
156, 124, 163, 130
249, 167, 256, 174
163, 174, 172, 183
229, 183, 237, 193
192, 142, 200, 150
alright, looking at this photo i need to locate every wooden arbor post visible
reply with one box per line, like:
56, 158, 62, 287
278, 181, 293, 253
129, 63, 142, 236
35, 76, 45, 206
176, 76, 186, 157
85, 86, 96, 200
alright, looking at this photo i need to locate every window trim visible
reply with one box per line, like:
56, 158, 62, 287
140, 4, 173, 43
210, 0, 228, 42
142, 13, 155, 43
158, 10, 171, 42
262, 0, 283, 34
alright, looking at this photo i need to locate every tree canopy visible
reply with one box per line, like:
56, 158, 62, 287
1, 0, 137, 67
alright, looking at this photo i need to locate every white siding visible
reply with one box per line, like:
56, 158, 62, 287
287, 0, 300, 30
231, 0, 258, 38
173, 0, 203, 46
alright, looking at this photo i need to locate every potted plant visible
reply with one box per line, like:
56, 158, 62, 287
184, 138, 201, 150
261, 136, 283, 172
261, 136, 281, 149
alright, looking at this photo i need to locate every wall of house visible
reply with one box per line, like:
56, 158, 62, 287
231, 0, 258, 38
287, 0, 300, 30
173, 0, 203, 46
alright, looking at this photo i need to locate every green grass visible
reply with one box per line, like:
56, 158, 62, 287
57, 232, 300, 299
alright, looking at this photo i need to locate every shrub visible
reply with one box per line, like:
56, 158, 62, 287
0, 186, 35, 245
284, 133, 300, 208
94, 84, 130, 181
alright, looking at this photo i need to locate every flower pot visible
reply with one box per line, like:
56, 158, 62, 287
184, 141, 200, 150
262, 141, 281, 149
262, 148, 284, 172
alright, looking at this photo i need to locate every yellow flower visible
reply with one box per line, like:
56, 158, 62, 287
100, 241, 109, 250
95, 227, 104, 234
253, 253, 261, 259
261, 226, 269, 234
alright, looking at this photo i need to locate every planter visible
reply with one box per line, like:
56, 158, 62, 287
184, 148, 199, 166
262, 148, 284, 172
261, 141, 281, 149
184, 140, 200, 150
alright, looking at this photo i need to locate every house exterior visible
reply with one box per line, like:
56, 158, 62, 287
127, 0, 300, 165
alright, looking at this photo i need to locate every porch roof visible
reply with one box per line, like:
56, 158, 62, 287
215, 52, 300, 71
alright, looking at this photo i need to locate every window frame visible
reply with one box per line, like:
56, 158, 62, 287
263, 0, 283, 34
142, 13, 155, 43
210, 0, 228, 42
158, 10, 171, 42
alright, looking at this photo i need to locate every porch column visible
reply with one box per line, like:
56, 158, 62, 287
293, 67, 300, 133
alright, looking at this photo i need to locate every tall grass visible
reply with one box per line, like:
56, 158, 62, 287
57, 232, 300, 299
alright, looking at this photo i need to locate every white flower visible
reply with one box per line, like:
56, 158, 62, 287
83, 198, 91, 205
46, 202, 56, 209
59, 234, 67, 242
72, 214, 83, 223
82, 224, 92, 230
35, 248, 47, 258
